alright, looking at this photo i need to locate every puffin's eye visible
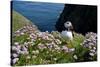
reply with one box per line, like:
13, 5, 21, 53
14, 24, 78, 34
67, 23, 69, 24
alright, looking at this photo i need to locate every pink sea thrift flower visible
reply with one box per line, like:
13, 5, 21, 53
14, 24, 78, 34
30, 33, 37, 39
12, 53, 18, 58
46, 43, 53, 49
55, 39, 62, 44
38, 43, 46, 50
61, 46, 69, 53
12, 58, 19, 65
12, 46, 18, 51
21, 46, 27, 51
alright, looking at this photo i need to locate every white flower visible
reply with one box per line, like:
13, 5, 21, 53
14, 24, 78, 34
48, 34, 54, 38
32, 51, 36, 54
20, 51, 28, 55
61, 46, 69, 53
42, 36, 49, 40
53, 58, 57, 61
80, 43, 83, 46
15, 30, 21, 36
38, 43, 46, 50
32, 55, 37, 59
12, 46, 18, 51
69, 48, 75, 52
14, 42, 19, 46
31, 39, 36, 42
32, 50, 39, 55
55, 39, 62, 44
51, 42, 56, 45
89, 52, 94, 56
16, 49, 21, 54
93, 47, 96, 50
31, 42, 35, 46
20, 32, 24, 35
26, 56, 31, 59
24, 42, 28, 48
55, 46, 60, 50
53, 44, 60, 51
12, 58, 19, 64
30, 33, 37, 39
37, 32, 43, 37
90, 49, 95, 53
35, 50, 39, 54
73, 55, 78, 59
24, 42, 28, 45
12, 53, 18, 58
89, 46, 92, 49
16, 30, 20, 33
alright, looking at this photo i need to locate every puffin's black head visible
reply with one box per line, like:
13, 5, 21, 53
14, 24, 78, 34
64, 21, 73, 31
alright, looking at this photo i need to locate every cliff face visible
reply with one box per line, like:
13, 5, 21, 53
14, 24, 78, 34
55, 4, 97, 35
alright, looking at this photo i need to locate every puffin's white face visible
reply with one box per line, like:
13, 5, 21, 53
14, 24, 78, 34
64, 21, 72, 28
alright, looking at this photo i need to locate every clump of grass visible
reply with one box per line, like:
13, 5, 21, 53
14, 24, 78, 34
13, 33, 29, 44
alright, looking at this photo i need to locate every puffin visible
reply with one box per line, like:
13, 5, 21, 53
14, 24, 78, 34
61, 21, 74, 40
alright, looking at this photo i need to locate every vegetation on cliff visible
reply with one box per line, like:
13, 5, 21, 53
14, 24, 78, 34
11, 11, 97, 66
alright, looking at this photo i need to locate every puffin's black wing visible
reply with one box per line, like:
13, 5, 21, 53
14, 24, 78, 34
70, 26, 74, 37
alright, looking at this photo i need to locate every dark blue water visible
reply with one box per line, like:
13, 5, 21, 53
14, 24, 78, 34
12, 1, 64, 32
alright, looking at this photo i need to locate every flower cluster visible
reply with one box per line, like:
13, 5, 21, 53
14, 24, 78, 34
11, 42, 29, 65
81, 32, 97, 57
14, 25, 38, 36
11, 25, 97, 65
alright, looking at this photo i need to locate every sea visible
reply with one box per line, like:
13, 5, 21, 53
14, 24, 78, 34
12, 1, 64, 32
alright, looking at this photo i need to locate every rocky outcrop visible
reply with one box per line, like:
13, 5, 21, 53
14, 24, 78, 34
55, 4, 97, 35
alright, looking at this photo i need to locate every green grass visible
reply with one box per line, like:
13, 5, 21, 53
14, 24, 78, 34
14, 33, 29, 44
12, 10, 33, 32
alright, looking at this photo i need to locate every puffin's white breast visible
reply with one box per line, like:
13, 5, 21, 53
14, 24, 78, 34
61, 31, 73, 40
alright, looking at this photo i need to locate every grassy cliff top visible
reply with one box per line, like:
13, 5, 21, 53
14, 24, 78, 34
12, 10, 35, 32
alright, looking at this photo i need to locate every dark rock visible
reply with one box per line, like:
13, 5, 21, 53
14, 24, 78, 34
55, 4, 97, 35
